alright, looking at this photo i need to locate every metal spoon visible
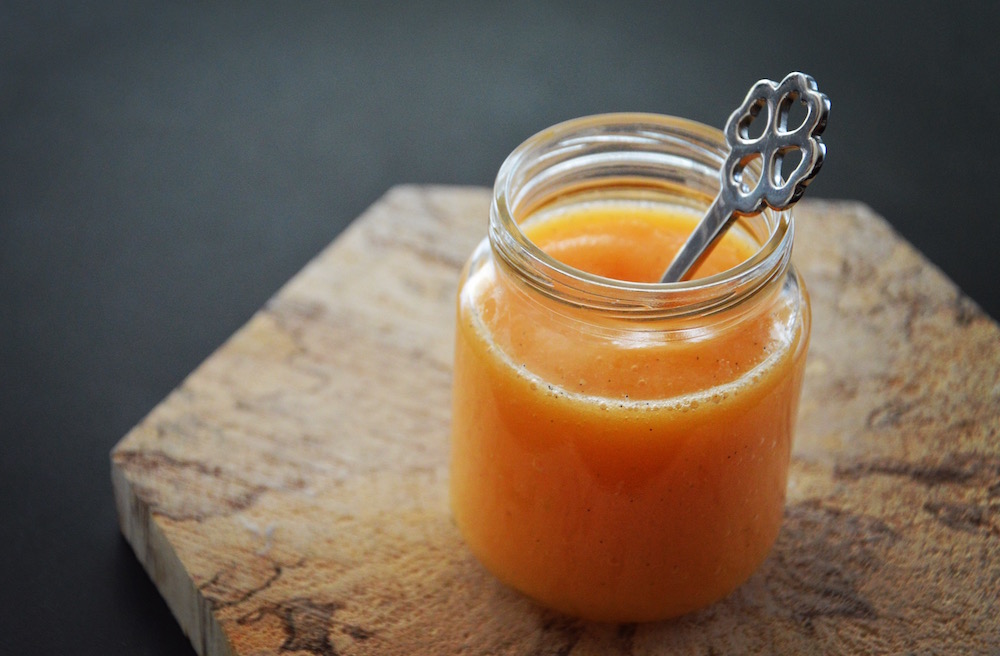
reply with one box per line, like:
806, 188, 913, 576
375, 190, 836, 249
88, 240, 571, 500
660, 72, 830, 283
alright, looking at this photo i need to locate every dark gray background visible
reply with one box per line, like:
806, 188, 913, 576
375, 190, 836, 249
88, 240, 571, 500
2, 2, 997, 653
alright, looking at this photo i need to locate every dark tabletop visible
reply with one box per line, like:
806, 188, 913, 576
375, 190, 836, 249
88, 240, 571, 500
2, 2, 998, 654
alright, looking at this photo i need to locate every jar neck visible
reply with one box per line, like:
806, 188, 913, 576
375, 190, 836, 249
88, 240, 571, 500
489, 113, 794, 321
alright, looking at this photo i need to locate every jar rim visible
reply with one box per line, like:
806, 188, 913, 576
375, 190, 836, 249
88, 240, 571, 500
490, 112, 794, 318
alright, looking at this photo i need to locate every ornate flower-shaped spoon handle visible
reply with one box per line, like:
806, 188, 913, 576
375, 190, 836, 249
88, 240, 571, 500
660, 72, 830, 283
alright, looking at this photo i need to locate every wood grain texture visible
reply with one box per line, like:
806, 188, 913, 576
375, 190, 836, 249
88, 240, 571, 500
112, 185, 1000, 655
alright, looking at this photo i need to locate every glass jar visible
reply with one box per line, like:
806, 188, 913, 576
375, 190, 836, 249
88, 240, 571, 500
449, 113, 810, 622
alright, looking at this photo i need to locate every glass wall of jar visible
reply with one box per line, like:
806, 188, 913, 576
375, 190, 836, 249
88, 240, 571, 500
450, 114, 810, 622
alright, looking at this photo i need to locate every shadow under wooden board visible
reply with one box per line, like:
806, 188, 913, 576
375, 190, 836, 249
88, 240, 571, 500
112, 185, 1000, 655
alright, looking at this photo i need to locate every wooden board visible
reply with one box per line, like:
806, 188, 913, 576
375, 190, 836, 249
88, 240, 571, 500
112, 185, 1000, 655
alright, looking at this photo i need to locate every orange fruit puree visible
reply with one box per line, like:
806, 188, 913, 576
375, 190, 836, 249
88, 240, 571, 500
450, 201, 808, 622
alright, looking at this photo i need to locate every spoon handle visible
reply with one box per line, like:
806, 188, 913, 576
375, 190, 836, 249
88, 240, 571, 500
661, 72, 829, 283
658, 194, 732, 283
